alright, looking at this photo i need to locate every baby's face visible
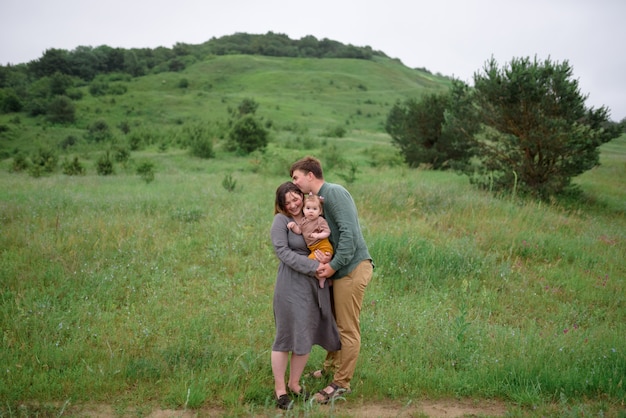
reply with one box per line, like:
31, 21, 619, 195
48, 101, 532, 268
303, 203, 321, 220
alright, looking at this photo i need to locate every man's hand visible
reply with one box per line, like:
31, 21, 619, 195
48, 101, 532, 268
316, 263, 336, 279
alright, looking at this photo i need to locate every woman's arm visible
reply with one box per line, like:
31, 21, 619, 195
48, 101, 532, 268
271, 214, 319, 276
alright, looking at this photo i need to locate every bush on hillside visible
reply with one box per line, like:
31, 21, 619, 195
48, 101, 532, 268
47, 95, 76, 124
29, 147, 58, 177
25, 98, 48, 117
11, 153, 29, 173
185, 123, 215, 159
114, 146, 130, 163
322, 125, 347, 138
59, 135, 79, 150
0, 89, 23, 113
96, 151, 114, 175
62, 156, 85, 175
87, 119, 113, 142
136, 160, 155, 183
228, 98, 259, 120
221, 173, 237, 192
89, 81, 108, 97
227, 115, 268, 155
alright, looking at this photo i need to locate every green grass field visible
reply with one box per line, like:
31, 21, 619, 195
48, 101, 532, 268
1, 133, 624, 417
0, 55, 625, 417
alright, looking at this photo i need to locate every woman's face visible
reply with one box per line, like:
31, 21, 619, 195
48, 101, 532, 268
283, 191, 303, 217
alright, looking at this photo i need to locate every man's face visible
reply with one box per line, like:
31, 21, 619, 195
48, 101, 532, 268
291, 169, 311, 193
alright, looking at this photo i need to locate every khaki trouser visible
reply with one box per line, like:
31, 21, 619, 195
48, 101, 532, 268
323, 260, 373, 389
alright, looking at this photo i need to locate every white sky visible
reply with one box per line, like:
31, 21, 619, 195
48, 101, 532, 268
1, 0, 625, 121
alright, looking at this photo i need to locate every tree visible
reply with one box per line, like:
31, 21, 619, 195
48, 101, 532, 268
185, 123, 215, 159
0, 88, 23, 113
62, 156, 86, 175
87, 119, 113, 142
136, 161, 155, 183
385, 92, 474, 169
47, 95, 76, 124
94, 45, 125, 73
226, 98, 268, 154
228, 115, 268, 154
29, 49, 71, 78
229, 97, 259, 119
96, 151, 114, 175
67, 46, 99, 80
29, 147, 58, 177
448, 56, 620, 198
123, 50, 146, 77
49, 71, 74, 96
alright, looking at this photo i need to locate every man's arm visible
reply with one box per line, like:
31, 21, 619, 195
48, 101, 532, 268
324, 187, 358, 273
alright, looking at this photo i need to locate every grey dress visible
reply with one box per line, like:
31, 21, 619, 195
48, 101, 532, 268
271, 213, 341, 355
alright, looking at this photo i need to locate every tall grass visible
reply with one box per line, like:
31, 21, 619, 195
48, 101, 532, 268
1, 136, 625, 416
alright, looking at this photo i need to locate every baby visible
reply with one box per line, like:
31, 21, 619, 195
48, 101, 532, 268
287, 193, 333, 288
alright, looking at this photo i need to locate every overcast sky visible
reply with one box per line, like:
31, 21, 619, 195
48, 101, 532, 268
1, 0, 625, 120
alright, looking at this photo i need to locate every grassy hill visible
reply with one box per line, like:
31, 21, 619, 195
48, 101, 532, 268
0, 54, 450, 159
1, 53, 625, 417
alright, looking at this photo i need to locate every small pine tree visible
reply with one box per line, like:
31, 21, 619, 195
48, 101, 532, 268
87, 119, 112, 142
47, 95, 76, 124
11, 153, 29, 173
96, 151, 114, 175
29, 148, 58, 177
62, 157, 86, 175
185, 123, 215, 159
136, 161, 155, 183
227, 115, 268, 154
222, 174, 237, 192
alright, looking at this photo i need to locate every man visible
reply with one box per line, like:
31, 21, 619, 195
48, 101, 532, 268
290, 156, 373, 403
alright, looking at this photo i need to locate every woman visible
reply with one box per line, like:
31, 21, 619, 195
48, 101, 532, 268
270, 182, 341, 410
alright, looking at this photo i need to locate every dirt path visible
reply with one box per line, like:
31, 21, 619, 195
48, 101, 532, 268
68, 398, 509, 417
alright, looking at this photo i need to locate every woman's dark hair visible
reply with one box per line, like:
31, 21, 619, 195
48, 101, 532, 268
274, 182, 303, 215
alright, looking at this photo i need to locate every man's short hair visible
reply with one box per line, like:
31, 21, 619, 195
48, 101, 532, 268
290, 156, 324, 179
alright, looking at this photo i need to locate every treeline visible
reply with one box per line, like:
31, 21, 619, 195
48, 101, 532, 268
0, 32, 385, 116
0, 31, 382, 85
206, 32, 380, 60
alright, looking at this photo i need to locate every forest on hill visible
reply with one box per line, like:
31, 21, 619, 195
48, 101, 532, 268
0, 31, 449, 164
0, 31, 443, 141
0, 31, 400, 87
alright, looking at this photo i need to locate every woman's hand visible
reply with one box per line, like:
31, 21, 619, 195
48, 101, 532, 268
314, 249, 332, 263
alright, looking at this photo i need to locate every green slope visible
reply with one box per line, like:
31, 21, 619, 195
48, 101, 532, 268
0, 55, 451, 156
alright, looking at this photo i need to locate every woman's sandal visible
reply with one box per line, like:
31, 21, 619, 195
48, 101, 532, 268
276, 394, 293, 410
314, 382, 350, 404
